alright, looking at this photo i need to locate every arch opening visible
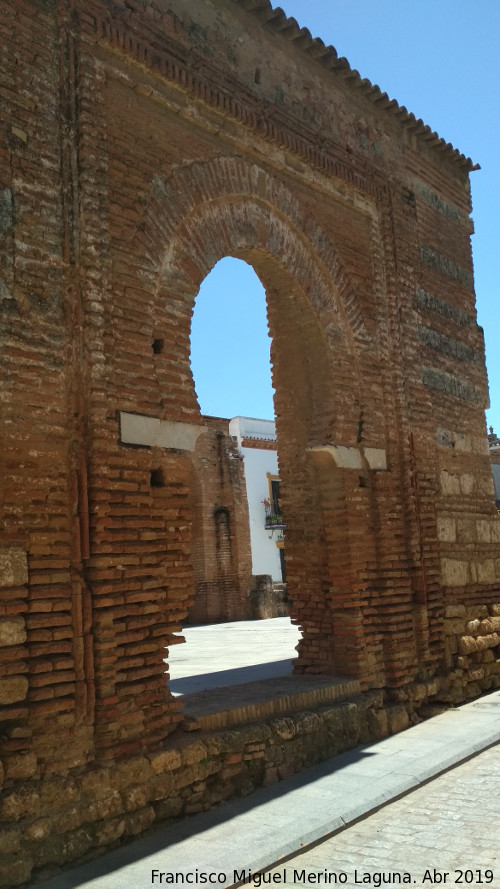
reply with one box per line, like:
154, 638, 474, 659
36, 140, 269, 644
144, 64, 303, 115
153, 182, 375, 711
190, 256, 275, 421
168, 256, 300, 695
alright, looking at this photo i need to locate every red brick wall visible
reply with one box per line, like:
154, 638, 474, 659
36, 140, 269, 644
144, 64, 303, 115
189, 417, 253, 623
0, 0, 96, 782
0, 0, 498, 880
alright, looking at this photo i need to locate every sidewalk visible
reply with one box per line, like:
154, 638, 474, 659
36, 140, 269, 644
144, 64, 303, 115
39, 689, 500, 889
264, 744, 499, 886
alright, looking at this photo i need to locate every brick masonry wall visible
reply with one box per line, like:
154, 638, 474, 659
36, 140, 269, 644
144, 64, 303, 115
189, 417, 253, 624
1, 0, 499, 881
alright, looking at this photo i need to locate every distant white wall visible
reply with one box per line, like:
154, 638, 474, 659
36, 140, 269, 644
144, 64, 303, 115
229, 417, 283, 581
492, 461, 500, 504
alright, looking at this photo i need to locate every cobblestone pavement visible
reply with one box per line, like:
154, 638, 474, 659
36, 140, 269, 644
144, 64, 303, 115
264, 745, 499, 888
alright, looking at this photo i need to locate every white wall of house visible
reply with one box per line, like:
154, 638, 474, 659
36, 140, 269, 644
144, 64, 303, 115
229, 416, 283, 581
491, 458, 500, 506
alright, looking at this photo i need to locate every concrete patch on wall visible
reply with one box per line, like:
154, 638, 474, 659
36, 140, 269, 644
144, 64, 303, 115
309, 444, 387, 471
309, 444, 362, 469
119, 412, 208, 451
364, 448, 387, 471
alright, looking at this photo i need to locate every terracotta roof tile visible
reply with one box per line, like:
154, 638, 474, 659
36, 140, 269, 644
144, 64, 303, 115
233, 0, 478, 172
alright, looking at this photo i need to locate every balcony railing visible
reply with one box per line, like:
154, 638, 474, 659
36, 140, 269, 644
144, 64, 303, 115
264, 511, 286, 530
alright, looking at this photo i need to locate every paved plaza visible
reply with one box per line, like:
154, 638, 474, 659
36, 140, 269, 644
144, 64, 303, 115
168, 617, 301, 694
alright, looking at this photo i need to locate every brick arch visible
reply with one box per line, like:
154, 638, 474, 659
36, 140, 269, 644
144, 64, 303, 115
143, 156, 370, 348
147, 176, 374, 451
139, 158, 381, 682
157, 195, 360, 426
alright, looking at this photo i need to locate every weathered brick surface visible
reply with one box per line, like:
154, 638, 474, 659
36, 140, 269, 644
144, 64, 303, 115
1, 0, 499, 880
189, 417, 253, 623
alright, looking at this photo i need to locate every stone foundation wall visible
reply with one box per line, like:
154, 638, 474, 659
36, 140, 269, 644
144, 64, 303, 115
0, 681, 477, 888
443, 603, 500, 702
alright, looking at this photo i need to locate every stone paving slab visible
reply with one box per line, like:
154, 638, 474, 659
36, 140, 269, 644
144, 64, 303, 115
38, 689, 500, 889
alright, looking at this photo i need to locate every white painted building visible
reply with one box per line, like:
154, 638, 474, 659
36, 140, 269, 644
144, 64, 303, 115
488, 427, 500, 509
229, 416, 285, 583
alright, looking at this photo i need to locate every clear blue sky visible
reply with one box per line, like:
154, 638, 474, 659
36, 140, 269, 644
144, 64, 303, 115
191, 1, 500, 433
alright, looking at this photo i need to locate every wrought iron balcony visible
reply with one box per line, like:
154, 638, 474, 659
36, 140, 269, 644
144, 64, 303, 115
264, 511, 286, 530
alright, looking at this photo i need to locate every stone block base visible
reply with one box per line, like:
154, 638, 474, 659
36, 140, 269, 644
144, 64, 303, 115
250, 576, 290, 619
3, 671, 499, 887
